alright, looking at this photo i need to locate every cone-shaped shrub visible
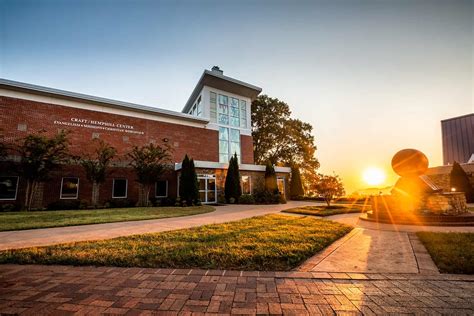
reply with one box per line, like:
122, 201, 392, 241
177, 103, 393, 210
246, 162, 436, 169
290, 165, 304, 199
179, 155, 199, 205
224, 154, 242, 203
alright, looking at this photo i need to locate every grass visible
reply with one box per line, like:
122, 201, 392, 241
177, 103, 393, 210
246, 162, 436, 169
417, 232, 474, 274
0, 206, 215, 231
283, 204, 369, 217
0, 214, 352, 271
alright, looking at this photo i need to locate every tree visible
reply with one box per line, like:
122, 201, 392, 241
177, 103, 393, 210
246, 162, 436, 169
79, 139, 117, 207
313, 174, 345, 206
15, 131, 70, 210
264, 162, 278, 193
128, 143, 172, 206
179, 155, 199, 205
450, 161, 474, 203
290, 165, 304, 199
251, 95, 319, 192
224, 154, 242, 203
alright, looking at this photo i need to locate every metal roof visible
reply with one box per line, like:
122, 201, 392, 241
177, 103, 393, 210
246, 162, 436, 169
0, 78, 210, 124
182, 69, 262, 113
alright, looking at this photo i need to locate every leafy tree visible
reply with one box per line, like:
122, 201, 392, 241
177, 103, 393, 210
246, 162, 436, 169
78, 139, 117, 207
15, 131, 70, 210
224, 154, 242, 203
128, 143, 172, 206
179, 155, 199, 205
313, 174, 345, 206
450, 161, 474, 203
251, 95, 319, 192
264, 162, 278, 193
290, 165, 304, 199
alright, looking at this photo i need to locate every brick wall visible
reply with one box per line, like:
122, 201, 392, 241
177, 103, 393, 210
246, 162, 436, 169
0, 96, 220, 163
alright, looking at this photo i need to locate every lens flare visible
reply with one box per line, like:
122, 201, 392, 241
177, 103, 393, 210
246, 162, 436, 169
363, 167, 386, 186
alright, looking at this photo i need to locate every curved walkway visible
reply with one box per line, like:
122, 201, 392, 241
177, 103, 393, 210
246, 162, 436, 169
0, 201, 312, 251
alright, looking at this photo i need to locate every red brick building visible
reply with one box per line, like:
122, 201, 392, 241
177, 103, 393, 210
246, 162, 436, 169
0, 67, 290, 208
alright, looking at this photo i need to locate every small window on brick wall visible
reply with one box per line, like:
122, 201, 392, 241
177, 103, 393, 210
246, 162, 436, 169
60, 177, 79, 199
112, 179, 128, 198
92, 133, 100, 139
0, 176, 19, 200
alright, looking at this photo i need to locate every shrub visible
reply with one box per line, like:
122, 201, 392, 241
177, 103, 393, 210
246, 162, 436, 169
253, 189, 280, 204
179, 155, 199, 206
47, 200, 81, 210
239, 194, 255, 204
107, 198, 136, 208
224, 154, 242, 203
0, 203, 20, 212
290, 165, 304, 198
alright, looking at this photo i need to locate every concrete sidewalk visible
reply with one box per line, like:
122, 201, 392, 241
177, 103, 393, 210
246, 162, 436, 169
297, 213, 473, 275
0, 201, 311, 251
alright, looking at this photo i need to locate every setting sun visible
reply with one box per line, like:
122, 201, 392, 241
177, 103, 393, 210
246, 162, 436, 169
362, 167, 386, 186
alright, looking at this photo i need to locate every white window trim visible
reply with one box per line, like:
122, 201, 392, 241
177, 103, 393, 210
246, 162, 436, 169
112, 179, 128, 199
197, 174, 217, 204
60, 177, 79, 200
241, 175, 252, 195
0, 176, 19, 201
155, 180, 168, 198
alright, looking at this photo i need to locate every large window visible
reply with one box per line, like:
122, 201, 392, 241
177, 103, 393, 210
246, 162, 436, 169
0, 176, 19, 200
219, 127, 240, 163
241, 176, 251, 195
189, 96, 202, 117
60, 177, 79, 199
155, 180, 168, 198
240, 100, 247, 128
112, 179, 127, 198
230, 98, 240, 127
215, 92, 247, 128
210, 92, 217, 122
218, 94, 229, 125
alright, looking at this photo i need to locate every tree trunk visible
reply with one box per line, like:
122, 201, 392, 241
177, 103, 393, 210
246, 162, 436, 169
91, 182, 100, 207
24, 180, 31, 211
325, 196, 331, 207
138, 184, 150, 207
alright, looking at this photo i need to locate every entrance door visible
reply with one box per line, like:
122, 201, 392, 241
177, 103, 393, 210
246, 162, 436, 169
277, 178, 285, 199
198, 174, 217, 204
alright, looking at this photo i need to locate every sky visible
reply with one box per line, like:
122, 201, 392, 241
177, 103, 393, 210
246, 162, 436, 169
1, 0, 473, 192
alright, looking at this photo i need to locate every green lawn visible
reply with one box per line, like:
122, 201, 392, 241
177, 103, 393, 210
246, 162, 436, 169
417, 232, 474, 274
0, 206, 215, 231
283, 204, 369, 217
0, 214, 352, 271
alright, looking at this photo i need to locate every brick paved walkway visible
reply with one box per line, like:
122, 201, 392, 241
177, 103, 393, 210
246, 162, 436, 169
1, 265, 473, 315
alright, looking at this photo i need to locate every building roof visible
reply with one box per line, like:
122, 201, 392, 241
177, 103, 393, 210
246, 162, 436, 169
441, 113, 474, 123
182, 68, 262, 113
0, 78, 210, 124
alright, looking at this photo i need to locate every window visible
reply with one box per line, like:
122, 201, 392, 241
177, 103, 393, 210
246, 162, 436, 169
196, 96, 202, 116
0, 176, 19, 200
155, 180, 168, 198
230, 98, 240, 127
210, 92, 217, 122
112, 179, 127, 198
219, 127, 240, 163
241, 176, 251, 195
60, 177, 79, 199
218, 94, 229, 125
240, 100, 247, 128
